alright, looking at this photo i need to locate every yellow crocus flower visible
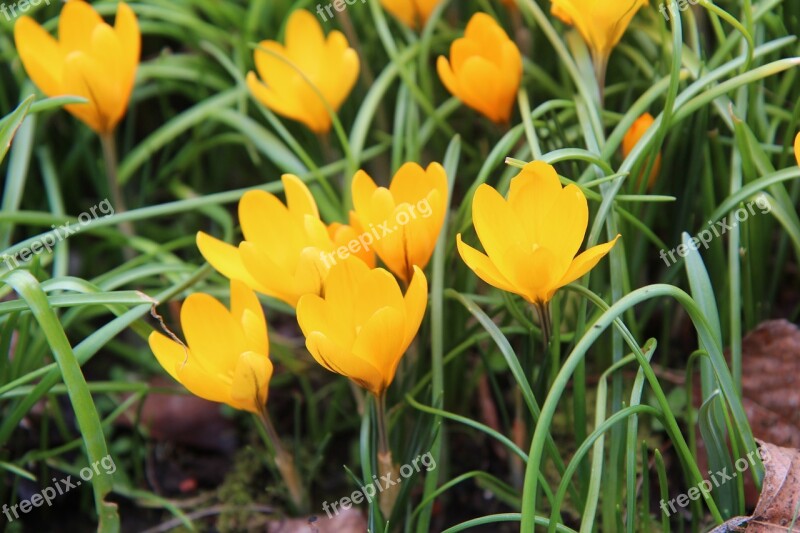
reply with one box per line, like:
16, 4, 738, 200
457, 161, 620, 305
148, 281, 273, 414
14, 0, 140, 134
794, 132, 799, 166
437, 13, 522, 124
197, 174, 365, 308
380, 0, 443, 29
247, 9, 359, 134
296, 257, 428, 397
622, 112, 661, 190
351, 162, 449, 284
551, 0, 647, 67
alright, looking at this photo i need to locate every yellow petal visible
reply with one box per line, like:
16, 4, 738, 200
351, 170, 379, 214
351, 306, 405, 393
355, 267, 405, 326
231, 351, 273, 413
472, 183, 525, 265
555, 234, 621, 289
148, 332, 230, 404
88, 23, 125, 130
148, 331, 186, 383
181, 293, 246, 374
305, 331, 385, 395
113, 2, 140, 108
283, 174, 319, 219
230, 280, 268, 355
508, 161, 563, 243
59, 0, 103, 54
284, 9, 326, 71
239, 241, 297, 307
196, 232, 273, 296
14, 16, 65, 97
436, 56, 461, 101
61, 52, 104, 132
381, 0, 417, 28
500, 243, 562, 304
402, 266, 428, 348
456, 234, 519, 295
239, 190, 301, 264
536, 184, 588, 272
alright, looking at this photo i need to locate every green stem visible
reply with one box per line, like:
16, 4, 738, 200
375, 392, 399, 519
99, 132, 135, 254
257, 408, 306, 513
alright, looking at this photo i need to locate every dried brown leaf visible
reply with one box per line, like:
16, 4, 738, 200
709, 442, 800, 532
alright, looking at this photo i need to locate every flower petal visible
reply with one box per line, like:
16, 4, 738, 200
230, 351, 273, 413
196, 232, 273, 296
456, 234, 519, 295
14, 16, 65, 97
181, 293, 246, 375
555, 234, 621, 289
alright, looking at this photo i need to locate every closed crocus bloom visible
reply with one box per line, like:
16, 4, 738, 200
328, 215, 377, 268
14, 0, 140, 134
551, 0, 647, 63
457, 161, 620, 305
380, 0, 442, 29
148, 281, 273, 414
197, 174, 338, 308
622, 112, 661, 190
437, 13, 522, 124
352, 162, 448, 284
247, 9, 359, 134
296, 257, 428, 397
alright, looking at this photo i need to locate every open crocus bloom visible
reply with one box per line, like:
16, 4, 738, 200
149, 281, 273, 414
247, 9, 359, 134
14, 0, 140, 134
351, 162, 448, 284
380, 0, 443, 29
457, 161, 620, 305
296, 257, 428, 397
437, 13, 522, 124
197, 174, 368, 308
550, 0, 647, 63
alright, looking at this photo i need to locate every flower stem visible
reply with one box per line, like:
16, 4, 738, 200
375, 392, 399, 519
99, 132, 135, 257
534, 301, 552, 351
257, 408, 306, 513
592, 53, 609, 107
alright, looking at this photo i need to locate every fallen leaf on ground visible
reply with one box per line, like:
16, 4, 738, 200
709, 441, 800, 532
